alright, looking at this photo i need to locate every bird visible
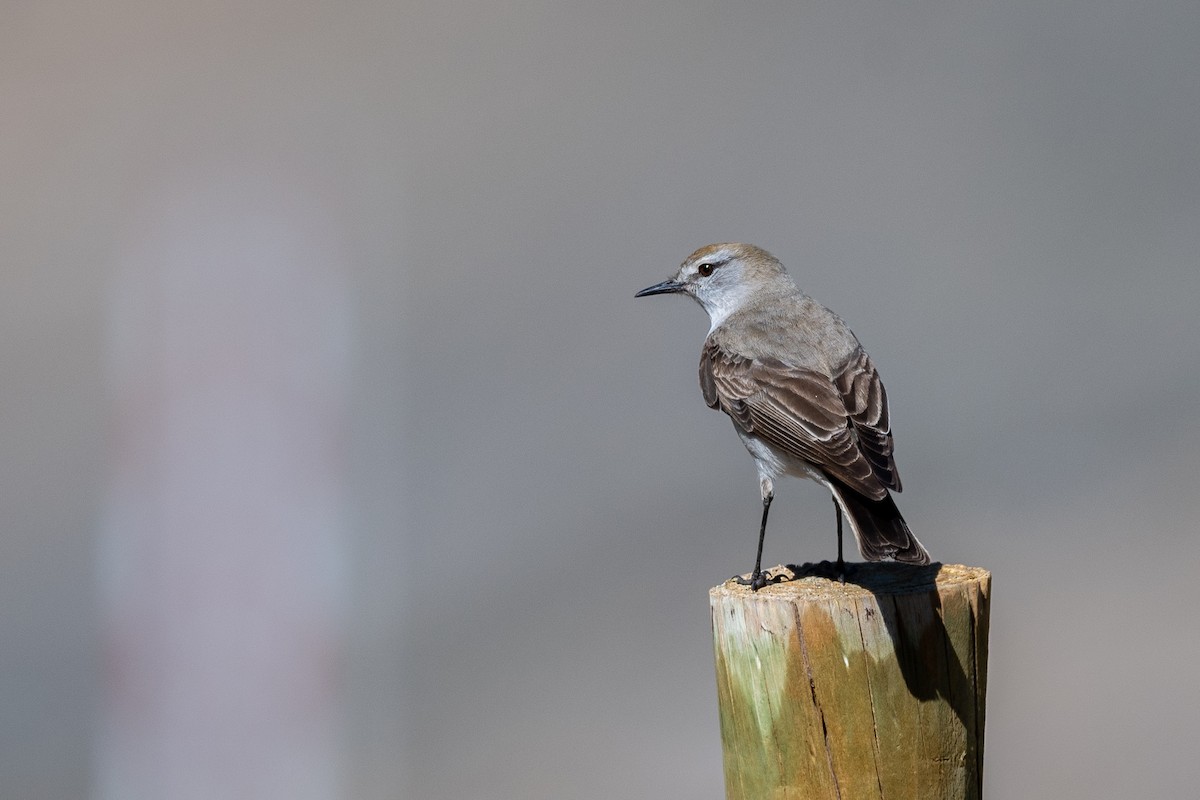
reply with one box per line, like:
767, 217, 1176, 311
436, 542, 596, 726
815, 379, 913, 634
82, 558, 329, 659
635, 243, 930, 590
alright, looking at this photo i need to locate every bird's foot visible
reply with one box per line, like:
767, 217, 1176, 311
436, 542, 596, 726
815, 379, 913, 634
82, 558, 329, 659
733, 568, 787, 591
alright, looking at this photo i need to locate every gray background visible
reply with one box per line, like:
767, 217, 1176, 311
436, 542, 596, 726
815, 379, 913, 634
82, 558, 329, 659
5, 1, 1200, 798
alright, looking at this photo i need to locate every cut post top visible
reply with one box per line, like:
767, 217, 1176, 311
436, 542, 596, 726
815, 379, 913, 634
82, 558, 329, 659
711, 562, 989, 602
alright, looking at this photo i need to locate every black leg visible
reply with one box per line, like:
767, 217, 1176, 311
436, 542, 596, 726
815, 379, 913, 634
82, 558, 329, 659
754, 495, 771, 577
735, 494, 781, 591
833, 496, 846, 583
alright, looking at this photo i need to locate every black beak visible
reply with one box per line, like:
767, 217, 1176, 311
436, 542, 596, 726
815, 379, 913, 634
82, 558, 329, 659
634, 279, 685, 298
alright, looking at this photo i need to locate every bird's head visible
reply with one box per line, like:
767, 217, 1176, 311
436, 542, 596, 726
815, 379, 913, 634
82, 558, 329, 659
635, 243, 792, 328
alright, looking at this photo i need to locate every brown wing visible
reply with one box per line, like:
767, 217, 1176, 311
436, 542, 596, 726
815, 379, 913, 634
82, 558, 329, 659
833, 347, 902, 492
700, 338, 900, 500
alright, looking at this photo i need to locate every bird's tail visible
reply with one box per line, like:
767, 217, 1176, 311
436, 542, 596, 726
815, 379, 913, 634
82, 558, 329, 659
831, 482, 931, 565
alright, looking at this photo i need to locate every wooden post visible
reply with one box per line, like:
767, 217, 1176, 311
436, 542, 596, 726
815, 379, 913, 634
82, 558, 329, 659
711, 563, 990, 800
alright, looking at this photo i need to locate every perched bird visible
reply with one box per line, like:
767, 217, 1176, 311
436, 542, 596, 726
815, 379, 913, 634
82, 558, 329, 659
636, 243, 930, 589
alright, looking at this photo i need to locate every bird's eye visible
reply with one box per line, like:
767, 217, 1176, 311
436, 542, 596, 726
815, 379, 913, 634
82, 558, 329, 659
698, 262, 715, 277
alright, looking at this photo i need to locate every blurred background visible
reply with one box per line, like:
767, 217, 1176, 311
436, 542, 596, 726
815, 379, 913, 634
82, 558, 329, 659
4, 1, 1199, 798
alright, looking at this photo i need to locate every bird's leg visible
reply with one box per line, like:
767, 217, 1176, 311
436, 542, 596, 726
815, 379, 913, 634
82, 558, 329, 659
753, 495, 772, 581
735, 487, 783, 591
833, 495, 846, 583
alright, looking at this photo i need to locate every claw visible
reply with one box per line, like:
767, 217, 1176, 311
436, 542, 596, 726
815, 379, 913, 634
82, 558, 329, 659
733, 569, 786, 591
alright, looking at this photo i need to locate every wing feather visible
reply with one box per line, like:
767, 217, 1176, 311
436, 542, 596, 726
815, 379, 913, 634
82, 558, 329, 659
700, 338, 901, 499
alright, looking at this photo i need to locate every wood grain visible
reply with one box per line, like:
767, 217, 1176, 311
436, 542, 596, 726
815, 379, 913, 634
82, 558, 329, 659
711, 563, 990, 799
